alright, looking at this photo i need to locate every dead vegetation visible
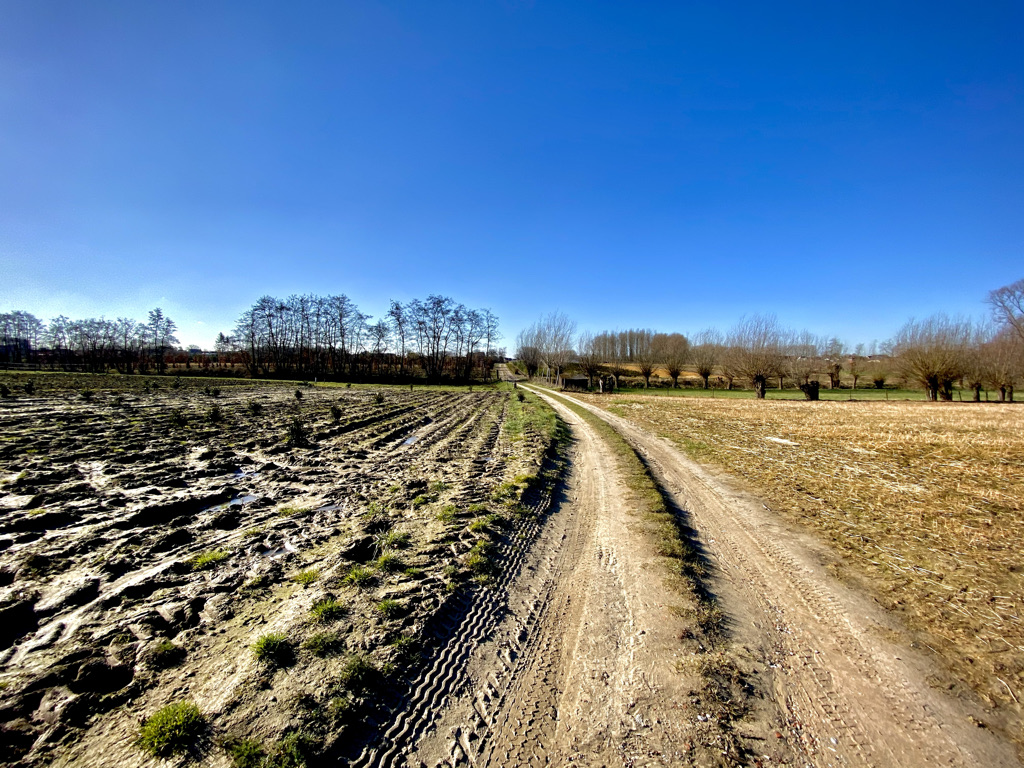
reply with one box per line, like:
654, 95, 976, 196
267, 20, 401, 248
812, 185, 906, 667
578, 392, 1024, 727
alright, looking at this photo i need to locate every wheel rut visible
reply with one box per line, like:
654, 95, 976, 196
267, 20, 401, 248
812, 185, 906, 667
406, 386, 738, 768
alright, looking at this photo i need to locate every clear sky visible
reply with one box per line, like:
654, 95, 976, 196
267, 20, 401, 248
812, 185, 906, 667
1, 1, 1021, 350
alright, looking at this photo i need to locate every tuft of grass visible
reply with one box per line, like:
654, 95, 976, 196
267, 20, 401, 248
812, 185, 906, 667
302, 631, 342, 657
170, 409, 188, 427
292, 568, 320, 586
466, 540, 498, 580
411, 493, 435, 508
337, 654, 378, 693
277, 506, 310, 517
429, 480, 449, 493
151, 639, 186, 669
374, 529, 410, 551
375, 599, 401, 619
207, 404, 223, 423
330, 404, 342, 422
252, 632, 294, 667
187, 549, 230, 571
436, 504, 457, 523
137, 701, 205, 758
247, 400, 263, 416
310, 597, 346, 623
264, 732, 316, 768
344, 565, 375, 587
375, 552, 405, 573
225, 737, 266, 768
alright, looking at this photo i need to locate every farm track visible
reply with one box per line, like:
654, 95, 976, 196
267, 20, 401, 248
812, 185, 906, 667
403, 385, 764, 768
553, 389, 1021, 768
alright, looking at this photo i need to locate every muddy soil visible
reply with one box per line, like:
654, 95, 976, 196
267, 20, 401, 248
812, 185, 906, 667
0, 380, 558, 766
555, 388, 1021, 767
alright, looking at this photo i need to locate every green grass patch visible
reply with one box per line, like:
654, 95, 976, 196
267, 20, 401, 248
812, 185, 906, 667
252, 632, 294, 666
310, 597, 346, 623
292, 568, 320, 586
376, 552, 405, 572
344, 565, 375, 587
187, 549, 230, 571
225, 737, 266, 768
137, 701, 205, 758
375, 599, 401, 619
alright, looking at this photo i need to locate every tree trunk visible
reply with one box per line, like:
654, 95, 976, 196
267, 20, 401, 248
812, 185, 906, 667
799, 381, 820, 401
973, 384, 982, 402
701, 374, 710, 389
753, 376, 767, 399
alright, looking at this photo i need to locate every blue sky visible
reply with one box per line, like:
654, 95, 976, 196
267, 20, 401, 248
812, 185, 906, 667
1, 1, 1021, 349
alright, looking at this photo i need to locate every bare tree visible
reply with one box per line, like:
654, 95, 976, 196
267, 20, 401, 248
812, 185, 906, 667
891, 315, 972, 401
690, 329, 722, 389
538, 312, 577, 386
631, 329, 657, 388
727, 315, 787, 399
387, 300, 409, 375
985, 329, 1022, 402
653, 332, 690, 388
847, 343, 866, 389
988, 278, 1024, 343
515, 325, 543, 379
576, 331, 603, 388
786, 330, 820, 390
822, 337, 845, 389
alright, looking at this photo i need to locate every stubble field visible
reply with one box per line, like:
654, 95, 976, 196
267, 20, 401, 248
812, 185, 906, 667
0, 375, 560, 767
576, 392, 1024, 736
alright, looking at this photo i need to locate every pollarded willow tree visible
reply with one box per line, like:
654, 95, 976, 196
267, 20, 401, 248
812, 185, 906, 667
689, 329, 722, 389
891, 314, 973, 401
726, 315, 788, 399
652, 332, 690, 388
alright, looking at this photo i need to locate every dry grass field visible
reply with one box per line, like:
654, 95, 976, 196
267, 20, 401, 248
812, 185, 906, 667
577, 393, 1024, 723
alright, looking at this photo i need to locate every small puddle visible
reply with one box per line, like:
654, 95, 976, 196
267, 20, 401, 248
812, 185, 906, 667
259, 541, 297, 558
228, 495, 258, 506
402, 435, 420, 446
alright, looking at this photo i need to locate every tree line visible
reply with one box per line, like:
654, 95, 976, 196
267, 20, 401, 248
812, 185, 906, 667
1, 308, 180, 374
515, 278, 1024, 402
224, 293, 501, 382
1, 293, 503, 383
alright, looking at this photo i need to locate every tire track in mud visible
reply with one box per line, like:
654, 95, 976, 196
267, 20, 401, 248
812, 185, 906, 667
560, 393, 1020, 768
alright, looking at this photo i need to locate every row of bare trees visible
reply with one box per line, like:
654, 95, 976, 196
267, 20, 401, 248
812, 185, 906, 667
226, 294, 501, 382
514, 278, 1024, 401
1, 309, 180, 373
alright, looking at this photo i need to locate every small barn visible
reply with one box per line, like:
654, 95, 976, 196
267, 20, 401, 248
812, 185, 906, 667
562, 376, 590, 392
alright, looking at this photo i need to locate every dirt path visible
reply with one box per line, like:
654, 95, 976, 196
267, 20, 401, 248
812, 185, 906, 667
553, 390, 1020, 768
408, 387, 790, 767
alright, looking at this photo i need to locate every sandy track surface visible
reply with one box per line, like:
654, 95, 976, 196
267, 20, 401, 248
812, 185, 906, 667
406, 386, 793, 767
555, 390, 1020, 768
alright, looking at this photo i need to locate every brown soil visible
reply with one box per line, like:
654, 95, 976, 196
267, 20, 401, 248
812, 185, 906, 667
0, 378, 558, 766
